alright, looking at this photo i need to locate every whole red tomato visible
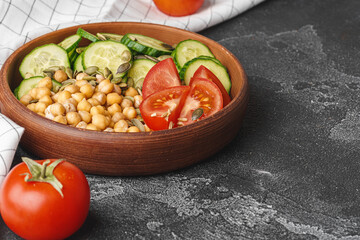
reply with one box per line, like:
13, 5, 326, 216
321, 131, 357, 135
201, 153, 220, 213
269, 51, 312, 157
153, 0, 204, 17
0, 158, 90, 240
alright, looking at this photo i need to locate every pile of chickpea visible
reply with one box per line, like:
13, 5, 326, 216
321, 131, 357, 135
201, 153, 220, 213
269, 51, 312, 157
19, 69, 151, 132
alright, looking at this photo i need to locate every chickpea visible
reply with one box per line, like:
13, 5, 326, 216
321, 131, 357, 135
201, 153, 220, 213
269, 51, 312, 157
123, 106, 137, 120
63, 102, 76, 113
80, 84, 95, 99
76, 121, 87, 129
29, 87, 51, 99
92, 92, 106, 105
87, 98, 101, 106
91, 114, 109, 130
29, 88, 38, 99
108, 120, 115, 128
125, 87, 138, 97
38, 95, 53, 106
114, 120, 128, 132
53, 115, 67, 125
90, 105, 105, 116
112, 112, 126, 123
76, 72, 89, 81
107, 103, 122, 116
20, 94, 33, 106
98, 79, 114, 94
96, 74, 105, 83
57, 90, 72, 104
52, 92, 60, 102
86, 123, 98, 131
105, 115, 111, 124
103, 110, 111, 117
127, 126, 140, 132
53, 70, 68, 83
106, 92, 122, 106
134, 95, 143, 108
45, 105, 54, 120
71, 92, 86, 103
120, 98, 133, 108
77, 98, 92, 112
78, 111, 92, 123
63, 98, 78, 107
35, 101, 47, 113
75, 79, 88, 87
37, 77, 52, 89
27, 103, 36, 112
144, 124, 152, 132
104, 127, 114, 132
66, 112, 81, 126
50, 103, 66, 116
64, 84, 80, 94
113, 84, 122, 95
36, 87, 52, 99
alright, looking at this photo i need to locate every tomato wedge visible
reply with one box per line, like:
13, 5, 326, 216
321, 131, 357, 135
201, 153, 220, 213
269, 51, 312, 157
142, 58, 181, 99
192, 65, 231, 106
140, 86, 190, 130
178, 78, 223, 126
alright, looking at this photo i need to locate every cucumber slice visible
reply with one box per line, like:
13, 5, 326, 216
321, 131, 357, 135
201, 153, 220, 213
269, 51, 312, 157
121, 33, 173, 57
180, 57, 231, 93
127, 59, 156, 89
16, 76, 61, 99
77, 28, 99, 42
68, 48, 79, 66
19, 44, 70, 78
14, 86, 19, 99
70, 53, 79, 66
194, 55, 222, 65
58, 34, 82, 53
172, 39, 215, 69
68, 47, 75, 58
82, 40, 132, 77
98, 33, 123, 42
74, 52, 84, 72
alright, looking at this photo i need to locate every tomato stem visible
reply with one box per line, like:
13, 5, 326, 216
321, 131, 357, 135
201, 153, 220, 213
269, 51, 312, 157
21, 157, 65, 198
40, 160, 50, 179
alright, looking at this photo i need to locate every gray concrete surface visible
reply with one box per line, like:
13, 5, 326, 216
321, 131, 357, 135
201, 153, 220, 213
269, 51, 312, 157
2, 0, 360, 239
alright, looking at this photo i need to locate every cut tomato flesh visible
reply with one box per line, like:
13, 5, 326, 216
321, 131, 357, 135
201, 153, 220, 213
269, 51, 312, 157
192, 65, 231, 106
142, 58, 181, 99
140, 86, 190, 130
178, 78, 223, 126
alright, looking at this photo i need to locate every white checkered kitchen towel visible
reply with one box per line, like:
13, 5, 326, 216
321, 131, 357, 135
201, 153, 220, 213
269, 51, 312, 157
0, 0, 263, 185
0, 115, 24, 185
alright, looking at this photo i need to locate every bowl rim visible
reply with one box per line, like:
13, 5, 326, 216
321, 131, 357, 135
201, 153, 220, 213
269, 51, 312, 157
0, 21, 248, 138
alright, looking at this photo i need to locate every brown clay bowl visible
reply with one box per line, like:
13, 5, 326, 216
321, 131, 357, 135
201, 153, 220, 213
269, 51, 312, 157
0, 22, 248, 176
